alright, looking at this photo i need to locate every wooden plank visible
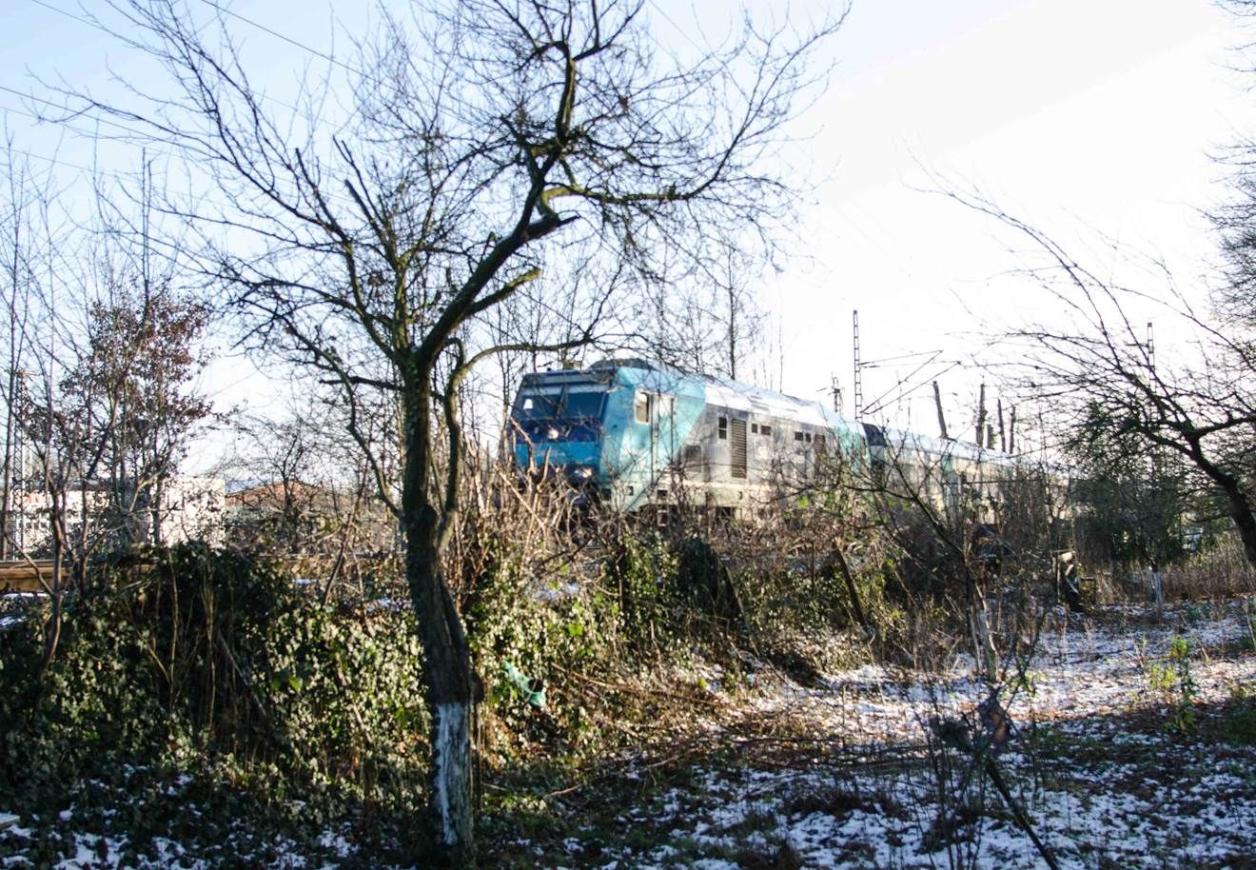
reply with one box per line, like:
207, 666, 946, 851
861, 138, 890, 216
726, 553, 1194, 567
0, 561, 60, 593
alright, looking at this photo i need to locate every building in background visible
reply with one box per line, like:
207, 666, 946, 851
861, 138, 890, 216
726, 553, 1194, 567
8, 477, 225, 556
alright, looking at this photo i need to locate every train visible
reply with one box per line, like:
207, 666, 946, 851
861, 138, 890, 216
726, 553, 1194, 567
509, 358, 1042, 519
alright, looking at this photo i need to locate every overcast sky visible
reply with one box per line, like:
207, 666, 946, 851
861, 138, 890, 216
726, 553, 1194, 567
3, 0, 1253, 453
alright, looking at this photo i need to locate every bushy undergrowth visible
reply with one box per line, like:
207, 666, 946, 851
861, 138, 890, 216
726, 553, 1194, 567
0, 545, 429, 858
1163, 535, 1256, 599
0, 471, 1110, 861
453, 490, 908, 767
464, 534, 623, 757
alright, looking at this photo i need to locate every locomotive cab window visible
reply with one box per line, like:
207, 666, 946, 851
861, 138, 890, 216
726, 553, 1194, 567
718, 416, 728, 439
634, 391, 652, 424
794, 431, 804, 442
760, 425, 771, 436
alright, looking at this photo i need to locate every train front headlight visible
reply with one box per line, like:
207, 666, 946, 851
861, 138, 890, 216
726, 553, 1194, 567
574, 465, 595, 480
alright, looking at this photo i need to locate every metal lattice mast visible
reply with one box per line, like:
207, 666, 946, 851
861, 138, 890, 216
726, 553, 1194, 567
852, 309, 863, 420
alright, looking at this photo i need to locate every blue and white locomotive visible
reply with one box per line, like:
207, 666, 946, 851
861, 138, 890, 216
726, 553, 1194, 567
509, 358, 1023, 516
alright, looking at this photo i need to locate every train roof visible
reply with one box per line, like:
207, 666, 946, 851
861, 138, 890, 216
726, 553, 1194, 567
702, 374, 830, 424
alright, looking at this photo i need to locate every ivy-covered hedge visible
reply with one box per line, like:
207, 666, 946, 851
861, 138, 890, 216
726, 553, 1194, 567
0, 545, 427, 840
0, 515, 903, 862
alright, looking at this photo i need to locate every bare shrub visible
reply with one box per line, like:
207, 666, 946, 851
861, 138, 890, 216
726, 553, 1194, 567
1163, 533, 1256, 599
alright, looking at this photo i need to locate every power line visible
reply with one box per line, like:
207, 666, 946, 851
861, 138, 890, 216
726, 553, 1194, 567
193, 0, 369, 81
0, 101, 218, 192
26, 0, 94, 29
0, 134, 108, 178
0, 83, 168, 146
25, 0, 311, 119
644, 0, 706, 54
0, 92, 361, 213
18, 0, 381, 216
861, 357, 960, 419
189, 0, 497, 129
862, 348, 944, 369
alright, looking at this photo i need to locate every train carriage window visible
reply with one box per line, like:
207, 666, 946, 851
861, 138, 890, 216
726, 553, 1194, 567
634, 391, 652, 424
718, 416, 728, 439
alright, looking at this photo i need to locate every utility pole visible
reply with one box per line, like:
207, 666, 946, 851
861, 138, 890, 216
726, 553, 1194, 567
932, 380, 949, 440
975, 382, 987, 448
852, 309, 863, 420
997, 398, 1006, 453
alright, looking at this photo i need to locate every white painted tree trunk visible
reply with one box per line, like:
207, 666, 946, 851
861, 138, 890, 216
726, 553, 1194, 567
970, 593, 998, 683
433, 701, 473, 856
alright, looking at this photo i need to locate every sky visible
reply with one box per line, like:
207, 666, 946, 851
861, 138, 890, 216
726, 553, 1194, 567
2, 0, 1253, 460
738, 0, 1254, 434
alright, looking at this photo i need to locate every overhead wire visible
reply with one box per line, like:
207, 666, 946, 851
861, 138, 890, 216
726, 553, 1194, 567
862, 348, 945, 369
26, 0, 315, 120
18, 0, 424, 216
0, 90, 196, 183
861, 357, 961, 419
192, 0, 370, 82
0, 137, 102, 178
26, 0, 95, 29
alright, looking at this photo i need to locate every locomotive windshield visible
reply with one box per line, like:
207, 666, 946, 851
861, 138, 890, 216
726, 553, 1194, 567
512, 385, 607, 442
514, 390, 604, 421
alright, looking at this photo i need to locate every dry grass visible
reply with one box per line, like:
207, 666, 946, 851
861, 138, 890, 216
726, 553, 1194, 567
1164, 535, 1256, 599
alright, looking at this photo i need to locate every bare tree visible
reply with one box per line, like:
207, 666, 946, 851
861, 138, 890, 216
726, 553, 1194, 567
0, 139, 45, 559
220, 403, 392, 586
953, 194, 1256, 568
55, 0, 844, 858
1214, 1, 1256, 328
630, 238, 765, 379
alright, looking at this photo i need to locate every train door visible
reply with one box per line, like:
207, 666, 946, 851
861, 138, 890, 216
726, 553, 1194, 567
650, 394, 676, 500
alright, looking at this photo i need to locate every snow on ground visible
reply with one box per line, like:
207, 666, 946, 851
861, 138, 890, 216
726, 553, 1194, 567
4, 598, 1254, 867
546, 598, 1256, 868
